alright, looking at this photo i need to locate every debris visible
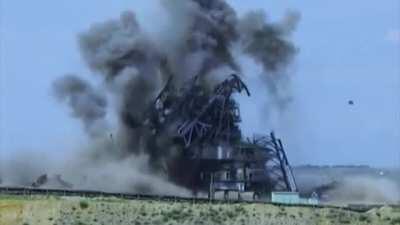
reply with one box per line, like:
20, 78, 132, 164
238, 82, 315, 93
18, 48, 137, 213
32, 174, 73, 189
147, 73, 297, 198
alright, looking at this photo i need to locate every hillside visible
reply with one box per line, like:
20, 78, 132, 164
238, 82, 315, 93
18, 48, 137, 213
1, 195, 400, 225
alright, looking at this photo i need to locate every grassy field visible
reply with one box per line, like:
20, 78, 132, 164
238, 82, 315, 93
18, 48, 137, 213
1, 195, 400, 225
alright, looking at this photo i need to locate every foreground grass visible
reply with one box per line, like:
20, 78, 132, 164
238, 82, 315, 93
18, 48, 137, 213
0, 195, 399, 225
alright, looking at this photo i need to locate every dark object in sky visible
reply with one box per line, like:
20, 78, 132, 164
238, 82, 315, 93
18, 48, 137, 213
147, 74, 298, 199
348, 100, 354, 105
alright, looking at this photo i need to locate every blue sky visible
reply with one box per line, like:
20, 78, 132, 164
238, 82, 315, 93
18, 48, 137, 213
0, 0, 399, 166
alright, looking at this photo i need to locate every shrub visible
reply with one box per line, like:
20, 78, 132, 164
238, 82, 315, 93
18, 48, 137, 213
339, 218, 351, 224
391, 217, 400, 225
74, 222, 86, 225
359, 215, 368, 221
79, 200, 89, 209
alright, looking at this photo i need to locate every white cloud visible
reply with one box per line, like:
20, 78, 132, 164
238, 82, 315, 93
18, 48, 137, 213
385, 29, 400, 44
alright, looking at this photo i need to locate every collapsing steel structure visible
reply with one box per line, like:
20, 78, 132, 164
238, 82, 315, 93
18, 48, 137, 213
148, 74, 297, 199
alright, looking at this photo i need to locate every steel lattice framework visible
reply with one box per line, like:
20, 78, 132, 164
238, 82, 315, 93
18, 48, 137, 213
148, 73, 297, 199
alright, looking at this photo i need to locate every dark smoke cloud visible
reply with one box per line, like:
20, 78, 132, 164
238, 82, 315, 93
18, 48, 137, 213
53, 74, 108, 137
77, 11, 163, 152
170, 0, 240, 77
237, 10, 300, 112
238, 10, 299, 73
49, 0, 300, 193
79, 11, 161, 80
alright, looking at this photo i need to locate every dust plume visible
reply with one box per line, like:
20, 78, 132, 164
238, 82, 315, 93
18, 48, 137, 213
326, 176, 400, 204
54, 0, 300, 193
2, 0, 300, 194
0, 142, 190, 196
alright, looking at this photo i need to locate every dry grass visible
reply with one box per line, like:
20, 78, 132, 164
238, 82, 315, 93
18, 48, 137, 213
0, 195, 399, 225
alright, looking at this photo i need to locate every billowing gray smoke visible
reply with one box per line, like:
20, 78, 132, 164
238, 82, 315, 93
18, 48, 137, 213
52, 0, 300, 193
53, 74, 108, 137
238, 10, 299, 73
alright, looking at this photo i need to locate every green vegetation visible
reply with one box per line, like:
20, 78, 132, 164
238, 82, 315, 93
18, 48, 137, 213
0, 195, 399, 225
391, 217, 400, 225
79, 200, 89, 209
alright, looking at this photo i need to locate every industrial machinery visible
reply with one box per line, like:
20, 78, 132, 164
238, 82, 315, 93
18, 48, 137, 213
147, 74, 297, 200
